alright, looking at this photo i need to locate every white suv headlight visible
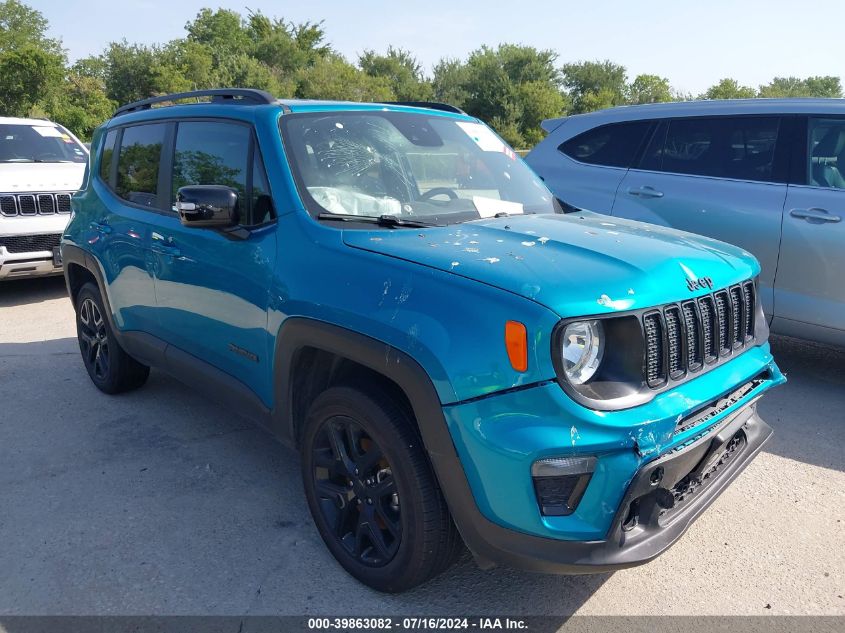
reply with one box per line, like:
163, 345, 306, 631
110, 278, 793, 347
561, 320, 604, 385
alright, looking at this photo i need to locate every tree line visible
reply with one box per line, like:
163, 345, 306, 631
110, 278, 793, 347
1, 0, 842, 146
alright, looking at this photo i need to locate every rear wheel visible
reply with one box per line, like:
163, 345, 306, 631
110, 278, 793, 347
75, 282, 149, 394
300, 385, 462, 592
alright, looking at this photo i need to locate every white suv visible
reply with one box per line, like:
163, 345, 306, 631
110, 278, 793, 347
0, 117, 88, 280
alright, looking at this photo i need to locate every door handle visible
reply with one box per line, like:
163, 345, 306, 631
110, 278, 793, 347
150, 233, 181, 256
789, 207, 841, 223
627, 186, 664, 199
89, 221, 112, 234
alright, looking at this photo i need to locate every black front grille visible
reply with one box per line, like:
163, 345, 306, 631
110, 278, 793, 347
0, 233, 61, 254
0, 192, 74, 216
643, 281, 757, 389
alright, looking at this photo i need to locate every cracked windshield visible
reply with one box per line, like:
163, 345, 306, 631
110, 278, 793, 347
281, 112, 557, 224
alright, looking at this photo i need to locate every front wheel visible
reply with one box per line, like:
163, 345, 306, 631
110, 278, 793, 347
300, 385, 462, 592
75, 282, 149, 394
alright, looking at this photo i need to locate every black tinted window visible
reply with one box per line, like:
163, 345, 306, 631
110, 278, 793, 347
250, 150, 274, 225
116, 124, 165, 207
99, 130, 117, 185
559, 121, 651, 168
808, 118, 845, 189
656, 117, 780, 182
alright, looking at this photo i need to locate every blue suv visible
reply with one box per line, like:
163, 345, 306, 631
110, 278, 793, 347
62, 89, 785, 592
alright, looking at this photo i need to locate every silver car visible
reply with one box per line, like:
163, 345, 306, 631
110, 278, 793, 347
526, 99, 845, 347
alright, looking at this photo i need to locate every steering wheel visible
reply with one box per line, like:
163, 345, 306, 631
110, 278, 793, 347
420, 187, 459, 202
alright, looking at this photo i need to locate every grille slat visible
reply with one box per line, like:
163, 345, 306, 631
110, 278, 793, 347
18, 195, 36, 215
0, 195, 17, 216
714, 291, 731, 356
643, 281, 757, 390
0, 233, 62, 254
665, 306, 685, 379
0, 192, 74, 216
643, 313, 666, 387
682, 302, 702, 371
37, 194, 56, 214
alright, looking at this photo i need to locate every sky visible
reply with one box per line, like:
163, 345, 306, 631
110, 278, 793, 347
28, 0, 845, 95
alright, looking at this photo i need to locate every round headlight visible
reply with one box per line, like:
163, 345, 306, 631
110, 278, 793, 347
561, 320, 604, 385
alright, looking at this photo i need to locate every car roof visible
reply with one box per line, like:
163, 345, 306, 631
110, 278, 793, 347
542, 97, 845, 130
0, 116, 61, 126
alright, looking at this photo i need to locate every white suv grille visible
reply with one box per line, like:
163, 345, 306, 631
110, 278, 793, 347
0, 193, 73, 216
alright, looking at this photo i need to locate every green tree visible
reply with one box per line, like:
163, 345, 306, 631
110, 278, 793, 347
296, 54, 394, 102
46, 70, 115, 140
359, 47, 432, 101
759, 76, 842, 98
701, 78, 757, 100
562, 60, 627, 113
102, 41, 189, 105
433, 45, 566, 147
627, 74, 673, 104
0, 0, 62, 55
0, 45, 64, 116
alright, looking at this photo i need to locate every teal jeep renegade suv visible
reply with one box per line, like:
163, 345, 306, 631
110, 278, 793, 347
62, 89, 785, 592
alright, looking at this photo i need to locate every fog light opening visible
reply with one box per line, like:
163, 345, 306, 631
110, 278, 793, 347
531, 456, 596, 517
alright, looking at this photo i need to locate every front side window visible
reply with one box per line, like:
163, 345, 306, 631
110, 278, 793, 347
0, 123, 87, 164
656, 117, 780, 182
172, 120, 272, 226
808, 117, 845, 189
280, 112, 556, 224
559, 121, 652, 168
115, 123, 166, 207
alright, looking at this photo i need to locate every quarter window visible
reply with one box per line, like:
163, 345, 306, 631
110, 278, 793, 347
808, 118, 845, 189
115, 123, 166, 207
99, 130, 117, 185
559, 121, 652, 168
651, 117, 780, 182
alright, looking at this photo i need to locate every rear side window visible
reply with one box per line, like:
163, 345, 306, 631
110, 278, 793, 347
652, 117, 780, 182
98, 130, 117, 184
808, 117, 845, 189
172, 120, 273, 227
559, 121, 652, 168
115, 123, 166, 207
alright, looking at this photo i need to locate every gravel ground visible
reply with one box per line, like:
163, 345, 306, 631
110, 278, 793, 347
0, 276, 842, 617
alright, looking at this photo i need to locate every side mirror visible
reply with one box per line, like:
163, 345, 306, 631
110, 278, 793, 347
175, 185, 238, 227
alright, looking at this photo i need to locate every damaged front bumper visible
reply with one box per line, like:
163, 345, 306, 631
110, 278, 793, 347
438, 343, 784, 572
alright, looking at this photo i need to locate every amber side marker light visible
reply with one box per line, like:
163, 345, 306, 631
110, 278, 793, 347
505, 320, 528, 372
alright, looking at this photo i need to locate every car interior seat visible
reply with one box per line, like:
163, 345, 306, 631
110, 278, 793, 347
811, 127, 845, 189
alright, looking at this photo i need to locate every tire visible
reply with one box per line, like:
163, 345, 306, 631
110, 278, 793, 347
300, 385, 463, 592
75, 282, 149, 394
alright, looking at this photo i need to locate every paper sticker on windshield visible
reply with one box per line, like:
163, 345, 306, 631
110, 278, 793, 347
472, 196, 524, 218
32, 126, 63, 138
457, 122, 507, 153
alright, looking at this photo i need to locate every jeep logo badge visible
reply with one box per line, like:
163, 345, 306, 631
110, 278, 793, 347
687, 276, 714, 292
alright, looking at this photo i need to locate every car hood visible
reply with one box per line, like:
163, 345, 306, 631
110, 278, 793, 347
342, 212, 759, 318
0, 162, 86, 192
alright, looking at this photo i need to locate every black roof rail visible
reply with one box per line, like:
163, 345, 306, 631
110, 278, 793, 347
379, 101, 467, 115
113, 88, 278, 117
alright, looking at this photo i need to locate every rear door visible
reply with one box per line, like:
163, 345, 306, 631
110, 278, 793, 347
149, 119, 278, 403
89, 123, 165, 332
611, 115, 790, 318
774, 116, 845, 343
527, 120, 652, 214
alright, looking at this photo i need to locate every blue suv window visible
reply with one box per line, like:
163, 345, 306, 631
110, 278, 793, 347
115, 123, 166, 207
559, 121, 652, 168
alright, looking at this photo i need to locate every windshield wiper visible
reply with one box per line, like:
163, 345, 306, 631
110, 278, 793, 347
317, 212, 443, 228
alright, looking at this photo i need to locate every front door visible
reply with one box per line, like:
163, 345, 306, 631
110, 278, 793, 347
150, 120, 278, 403
774, 116, 845, 342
